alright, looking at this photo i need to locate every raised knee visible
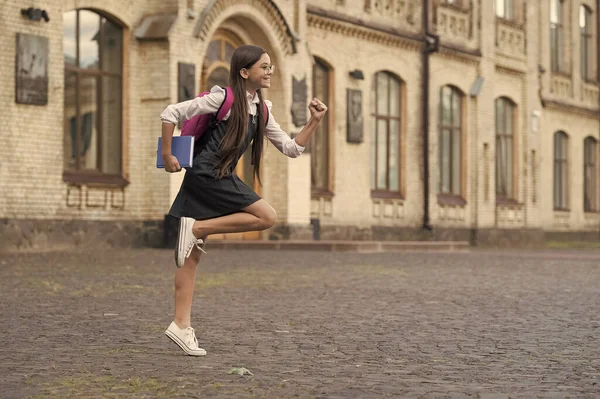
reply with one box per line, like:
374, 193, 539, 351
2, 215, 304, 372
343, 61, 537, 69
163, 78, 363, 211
261, 209, 277, 229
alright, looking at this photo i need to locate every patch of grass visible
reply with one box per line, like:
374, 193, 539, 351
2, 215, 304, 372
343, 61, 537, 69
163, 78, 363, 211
28, 373, 177, 398
111, 376, 177, 396
144, 324, 168, 335
71, 283, 154, 298
28, 374, 114, 399
196, 273, 234, 291
545, 240, 600, 249
35, 279, 64, 294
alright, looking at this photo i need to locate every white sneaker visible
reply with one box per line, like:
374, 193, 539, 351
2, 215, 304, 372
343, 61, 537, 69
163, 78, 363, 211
175, 217, 206, 268
164, 321, 207, 356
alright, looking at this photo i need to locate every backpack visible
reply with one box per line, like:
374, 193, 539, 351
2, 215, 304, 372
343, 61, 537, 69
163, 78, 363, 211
180, 86, 269, 140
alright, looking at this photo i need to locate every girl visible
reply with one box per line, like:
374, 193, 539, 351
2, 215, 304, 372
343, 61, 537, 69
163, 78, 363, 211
159, 45, 328, 356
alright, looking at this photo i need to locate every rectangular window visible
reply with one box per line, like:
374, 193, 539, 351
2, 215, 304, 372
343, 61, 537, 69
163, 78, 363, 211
371, 72, 402, 196
63, 9, 123, 179
553, 132, 569, 210
550, 0, 565, 73
439, 86, 463, 196
495, 98, 516, 200
584, 137, 598, 212
496, 0, 514, 20
580, 6, 595, 81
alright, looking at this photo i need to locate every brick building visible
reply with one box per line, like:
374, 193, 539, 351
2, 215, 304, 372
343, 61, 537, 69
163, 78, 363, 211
1, 0, 598, 251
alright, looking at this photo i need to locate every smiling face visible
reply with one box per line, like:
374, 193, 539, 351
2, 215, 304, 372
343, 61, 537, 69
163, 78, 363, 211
241, 53, 274, 92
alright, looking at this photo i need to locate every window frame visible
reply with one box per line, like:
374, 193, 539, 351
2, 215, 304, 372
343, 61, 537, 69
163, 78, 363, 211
495, 97, 518, 203
553, 131, 570, 211
371, 71, 404, 199
438, 85, 465, 201
496, 0, 514, 21
62, 8, 128, 187
550, 0, 566, 73
579, 5, 595, 82
200, 31, 243, 91
584, 136, 598, 212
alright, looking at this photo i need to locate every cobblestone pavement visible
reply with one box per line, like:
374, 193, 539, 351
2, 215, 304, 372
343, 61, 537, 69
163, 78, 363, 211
1, 247, 600, 398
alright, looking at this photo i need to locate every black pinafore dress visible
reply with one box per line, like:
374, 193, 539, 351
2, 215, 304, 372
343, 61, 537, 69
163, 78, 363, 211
168, 115, 261, 220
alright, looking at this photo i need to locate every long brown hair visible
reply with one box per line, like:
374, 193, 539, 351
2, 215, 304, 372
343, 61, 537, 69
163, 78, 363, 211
215, 45, 267, 183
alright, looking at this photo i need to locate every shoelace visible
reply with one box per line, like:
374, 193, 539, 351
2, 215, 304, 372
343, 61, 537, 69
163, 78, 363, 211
185, 238, 207, 257
184, 327, 199, 348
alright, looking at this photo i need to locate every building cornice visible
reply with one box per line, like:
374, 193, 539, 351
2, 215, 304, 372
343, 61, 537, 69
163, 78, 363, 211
543, 98, 600, 119
307, 5, 422, 51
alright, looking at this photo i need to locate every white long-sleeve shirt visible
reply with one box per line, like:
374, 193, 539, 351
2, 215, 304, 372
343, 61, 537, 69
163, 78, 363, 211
160, 86, 305, 158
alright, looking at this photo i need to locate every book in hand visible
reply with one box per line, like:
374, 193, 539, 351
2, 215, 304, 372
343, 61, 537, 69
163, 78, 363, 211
156, 136, 195, 169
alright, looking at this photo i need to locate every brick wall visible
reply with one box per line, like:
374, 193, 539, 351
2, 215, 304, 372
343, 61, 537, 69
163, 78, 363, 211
0, 0, 174, 223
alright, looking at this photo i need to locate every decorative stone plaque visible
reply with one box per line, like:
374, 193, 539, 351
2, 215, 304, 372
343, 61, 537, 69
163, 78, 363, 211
291, 75, 307, 127
347, 89, 363, 143
16, 33, 48, 105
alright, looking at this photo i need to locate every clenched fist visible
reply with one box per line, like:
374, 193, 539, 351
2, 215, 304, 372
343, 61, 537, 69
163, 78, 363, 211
308, 98, 328, 121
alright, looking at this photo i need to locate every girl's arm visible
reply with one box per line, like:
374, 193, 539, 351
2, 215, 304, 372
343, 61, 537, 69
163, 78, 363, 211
264, 98, 328, 158
160, 86, 226, 172
160, 86, 226, 125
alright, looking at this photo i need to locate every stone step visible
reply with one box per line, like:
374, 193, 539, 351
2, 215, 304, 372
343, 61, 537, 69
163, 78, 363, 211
206, 240, 470, 252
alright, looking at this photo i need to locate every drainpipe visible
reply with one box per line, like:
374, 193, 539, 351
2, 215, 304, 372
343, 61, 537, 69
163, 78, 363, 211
597, 0, 600, 241
422, 0, 439, 231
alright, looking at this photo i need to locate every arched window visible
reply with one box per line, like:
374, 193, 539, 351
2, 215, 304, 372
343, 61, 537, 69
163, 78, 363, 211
63, 9, 123, 177
201, 32, 242, 91
584, 136, 598, 212
495, 97, 517, 200
439, 85, 464, 196
311, 57, 332, 194
554, 131, 569, 210
371, 71, 403, 195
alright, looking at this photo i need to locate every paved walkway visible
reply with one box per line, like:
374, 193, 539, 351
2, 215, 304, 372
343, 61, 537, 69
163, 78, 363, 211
1, 248, 599, 398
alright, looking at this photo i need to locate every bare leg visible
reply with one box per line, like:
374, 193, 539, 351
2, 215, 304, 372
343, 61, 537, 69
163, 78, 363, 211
173, 240, 205, 328
192, 199, 277, 238
172, 200, 275, 329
